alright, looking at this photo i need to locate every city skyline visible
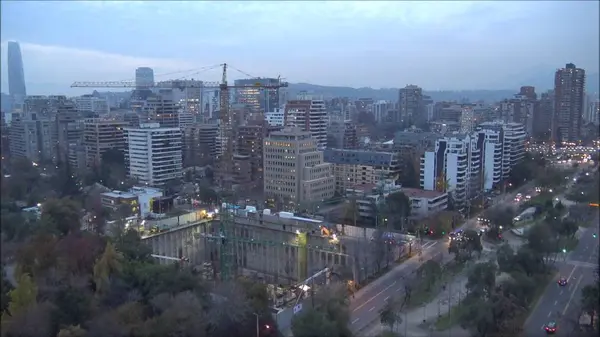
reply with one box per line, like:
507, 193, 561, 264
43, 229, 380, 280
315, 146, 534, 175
1, 1, 599, 95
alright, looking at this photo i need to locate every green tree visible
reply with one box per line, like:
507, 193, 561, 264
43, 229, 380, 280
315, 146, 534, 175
41, 198, 82, 236
466, 262, 497, 299
384, 192, 411, 230
292, 309, 339, 337
1, 273, 38, 323
93, 242, 123, 294
495, 244, 515, 273
416, 260, 442, 291
379, 296, 403, 332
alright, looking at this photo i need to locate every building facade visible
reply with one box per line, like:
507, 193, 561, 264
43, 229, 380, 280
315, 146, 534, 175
323, 148, 400, 194
553, 63, 585, 143
124, 123, 183, 186
263, 128, 335, 208
284, 100, 328, 149
84, 118, 128, 167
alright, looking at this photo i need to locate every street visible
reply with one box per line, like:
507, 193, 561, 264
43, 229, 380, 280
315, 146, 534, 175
523, 215, 599, 337
348, 186, 533, 334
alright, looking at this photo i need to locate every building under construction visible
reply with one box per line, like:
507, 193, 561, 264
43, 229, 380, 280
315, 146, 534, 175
142, 207, 413, 285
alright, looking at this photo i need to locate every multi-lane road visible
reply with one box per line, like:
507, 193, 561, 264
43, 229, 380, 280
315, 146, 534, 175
524, 214, 599, 337
348, 186, 534, 334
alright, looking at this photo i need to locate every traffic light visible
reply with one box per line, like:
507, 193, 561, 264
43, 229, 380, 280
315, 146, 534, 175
442, 231, 446, 235
562, 249, 567, 253
593, 233, 597, 238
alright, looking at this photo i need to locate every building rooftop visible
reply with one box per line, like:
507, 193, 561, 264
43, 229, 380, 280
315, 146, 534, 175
401, 188, 446, 199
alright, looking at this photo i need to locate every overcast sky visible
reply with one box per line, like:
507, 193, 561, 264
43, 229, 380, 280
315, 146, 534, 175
1, 1, 599, 95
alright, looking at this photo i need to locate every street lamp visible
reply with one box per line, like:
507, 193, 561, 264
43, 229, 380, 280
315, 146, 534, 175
253, 313, 259, 337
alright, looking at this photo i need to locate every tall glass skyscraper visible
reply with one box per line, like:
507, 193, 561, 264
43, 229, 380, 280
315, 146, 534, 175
7, 41, 27, 97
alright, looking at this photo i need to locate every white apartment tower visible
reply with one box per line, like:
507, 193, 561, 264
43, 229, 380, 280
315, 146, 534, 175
478, 121, 526, 181
124, 123, 183, 186
420, 133, 482, 209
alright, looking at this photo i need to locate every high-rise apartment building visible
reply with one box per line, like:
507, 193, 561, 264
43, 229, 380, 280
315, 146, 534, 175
9, 117, 54, 163
478, 121, 526, 181
144, 97, 179, 128
238, 120, 281, 187
263, 128, 335, 207
55, 101, 84, 163
398, 85, 424, 125
7, 41, 27, 100
284, 99, 327, 149
234, 78, 281, 114
182, 123, 218, 167
124, 123, 183, 186
372, 100, 392, 123
75, 95, 110, 116
323, 149, 400, 194
420, 133, 482, 209
83, 119, 128, 167
533, 91, 554, 141
327, 120, 358, 150
554, 63, 585, 143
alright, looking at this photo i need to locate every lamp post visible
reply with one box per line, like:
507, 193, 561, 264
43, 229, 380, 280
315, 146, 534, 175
253, 312, 259, 337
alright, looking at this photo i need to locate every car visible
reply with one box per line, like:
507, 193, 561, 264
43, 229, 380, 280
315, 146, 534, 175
544, 321, 557, 334
558, 277, 568, 286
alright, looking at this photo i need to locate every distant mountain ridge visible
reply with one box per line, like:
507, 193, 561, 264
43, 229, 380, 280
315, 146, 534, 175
288, 71, 599, 103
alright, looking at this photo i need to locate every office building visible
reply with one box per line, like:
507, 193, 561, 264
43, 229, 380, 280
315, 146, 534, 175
284, 99, 327, 149
75, 95, 110, 116
7, 41, 27, 100
135, 67, 155, 89
234, 78, 280, 114
402, 188, 448, 217
585, 99, 599, 125
459, 107, 475, 133
265, 108, 285, 127
553, 63, 585, 143
263, 128, 335, 207
124, 123, 183, 186
324, 148, 400, 194
55, 102, 84, 163
84, 119, 128, 167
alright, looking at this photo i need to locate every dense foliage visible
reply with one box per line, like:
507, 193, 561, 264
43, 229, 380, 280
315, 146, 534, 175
1, 194, 276, 337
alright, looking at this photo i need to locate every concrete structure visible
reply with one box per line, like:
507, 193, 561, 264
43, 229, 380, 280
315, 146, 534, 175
553, 63, 586, 143
345, 181, 403, 224
75, 95, 110, 115
324, 148, 400, 194
182, 123, 218, 167
398, 85, 424, 125
478, 121, 526, 181
263, 128, 335, 207
372, 100, 392, 123
265, 108, 285, 126
83, 118, 128, 167
237, 121, 282, 187
534, 91, 554, 141
101, 186, 163, 219
401, 188, 448, 216
420, 133, 482, 209
234, 78, 281, 115
124, 123, 183, 186
7, 41, 26, 100
135, 67, 155, 89
459, 106, 475, 133
9, 117, 54, 163
327, 120, 358, 150
143, 97, 179, 128
284, 100, 328, 149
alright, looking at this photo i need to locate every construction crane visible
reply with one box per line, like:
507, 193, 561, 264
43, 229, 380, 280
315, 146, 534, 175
71, 63, 288, 188
71, 66, 287, 282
